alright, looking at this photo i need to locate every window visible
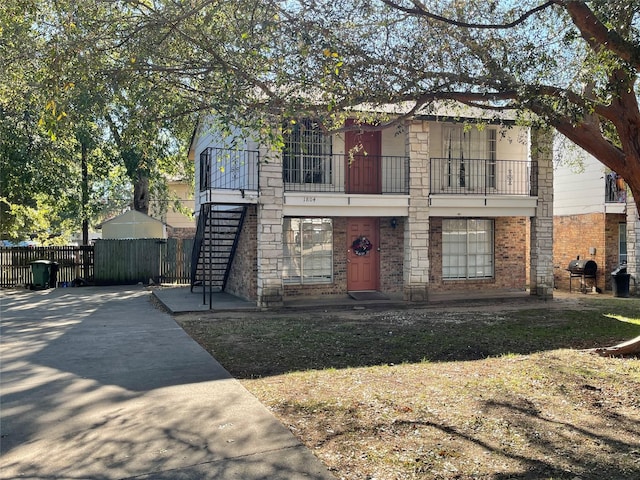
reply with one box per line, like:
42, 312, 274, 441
442, 125, 496, 189
283, 119, 332, 184
620, 223, 627, 265
199, 148, 211, 191
442, 219, 494, 279
283, 218, 333, 284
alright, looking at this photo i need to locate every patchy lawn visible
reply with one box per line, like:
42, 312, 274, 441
176, 295, 640, 480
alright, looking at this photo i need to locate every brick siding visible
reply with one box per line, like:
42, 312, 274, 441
380, 218, 404, 293
166, 226, 196, 239
226, 206, 258, 300
553, 213, 624, 292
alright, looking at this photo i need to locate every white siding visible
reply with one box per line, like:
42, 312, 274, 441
553, 138, 607, 216
193, 118, 260, 213
381, 127, 405, 156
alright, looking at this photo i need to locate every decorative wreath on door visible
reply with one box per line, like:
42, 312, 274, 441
352, 236, 373, 256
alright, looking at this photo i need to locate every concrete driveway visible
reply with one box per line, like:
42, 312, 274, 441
0, 286, 335, 479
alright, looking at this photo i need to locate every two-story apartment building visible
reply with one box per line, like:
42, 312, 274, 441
553, 138, 639, 293
190, 107, 555, 307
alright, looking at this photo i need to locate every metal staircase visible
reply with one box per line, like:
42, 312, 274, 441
190, 203, 247, 301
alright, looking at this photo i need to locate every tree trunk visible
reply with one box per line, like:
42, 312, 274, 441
81, 141, 89, 246
133, 174, 149, 215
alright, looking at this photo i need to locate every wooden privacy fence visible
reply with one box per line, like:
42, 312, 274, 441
93, 238, 193, 285
0, 246, 94, 287
161, 238, 194, 284
1, 238, 193, 287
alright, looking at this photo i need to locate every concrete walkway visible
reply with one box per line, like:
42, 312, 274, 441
0, 286, 335, 479
153, 284, 533, 315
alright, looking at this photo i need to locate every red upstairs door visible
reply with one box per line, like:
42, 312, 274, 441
347, 218, 379, 292
345, 120, 382, 194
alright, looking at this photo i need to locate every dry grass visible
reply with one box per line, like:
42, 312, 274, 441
177, 295, 640, 479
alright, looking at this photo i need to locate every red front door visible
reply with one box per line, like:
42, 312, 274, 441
347, 218, 379, 291
345, 120, 382, 194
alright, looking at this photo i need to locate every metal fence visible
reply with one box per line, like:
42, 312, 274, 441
429, 158, 534, 196
283, 153, 410, 194
199, 147, 260, 191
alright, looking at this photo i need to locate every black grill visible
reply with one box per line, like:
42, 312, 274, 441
567, 257, 597, 293
567, 259, 597, 276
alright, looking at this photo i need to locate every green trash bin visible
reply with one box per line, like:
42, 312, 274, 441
30, 260, 52, 290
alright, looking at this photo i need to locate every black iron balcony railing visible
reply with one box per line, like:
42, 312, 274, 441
429, 158, 535, 196
283, 153, 409, 194
199, 147, 260, 192
605, 173, 627, 203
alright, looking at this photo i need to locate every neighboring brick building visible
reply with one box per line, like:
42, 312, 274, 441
553, 139, 634, 293
190, 105, 554, 307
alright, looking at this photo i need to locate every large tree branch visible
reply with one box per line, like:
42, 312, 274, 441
381, 0, 556, 29
558, 0, 640, 69
527, 98, 627, 171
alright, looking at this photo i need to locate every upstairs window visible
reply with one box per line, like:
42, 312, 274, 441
442, 125, 496, 189
283, 119, 332, 184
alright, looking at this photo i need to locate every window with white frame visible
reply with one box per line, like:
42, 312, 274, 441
442, 219, 494, 279
283, 119, 332, 184
620, 223, 627, 264
442, 125, 497, 189
283, 218, 333, 283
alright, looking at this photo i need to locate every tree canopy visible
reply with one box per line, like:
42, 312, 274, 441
2, 0, 640, 242
0, 0, 194, 244
117, 0, 640, 211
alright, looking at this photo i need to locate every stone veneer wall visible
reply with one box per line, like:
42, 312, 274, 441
403, 121, 430, 301
256, 150, 284, 307
226, 205, 258, 301
529, 128, 555, 298
428, 217, 528, 292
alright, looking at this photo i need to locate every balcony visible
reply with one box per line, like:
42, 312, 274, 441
200, 147, 260, 192
283, 153, 409, 194
198, 150, 537, 217
605, 173, 627, 204
429, 158, 534, 196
